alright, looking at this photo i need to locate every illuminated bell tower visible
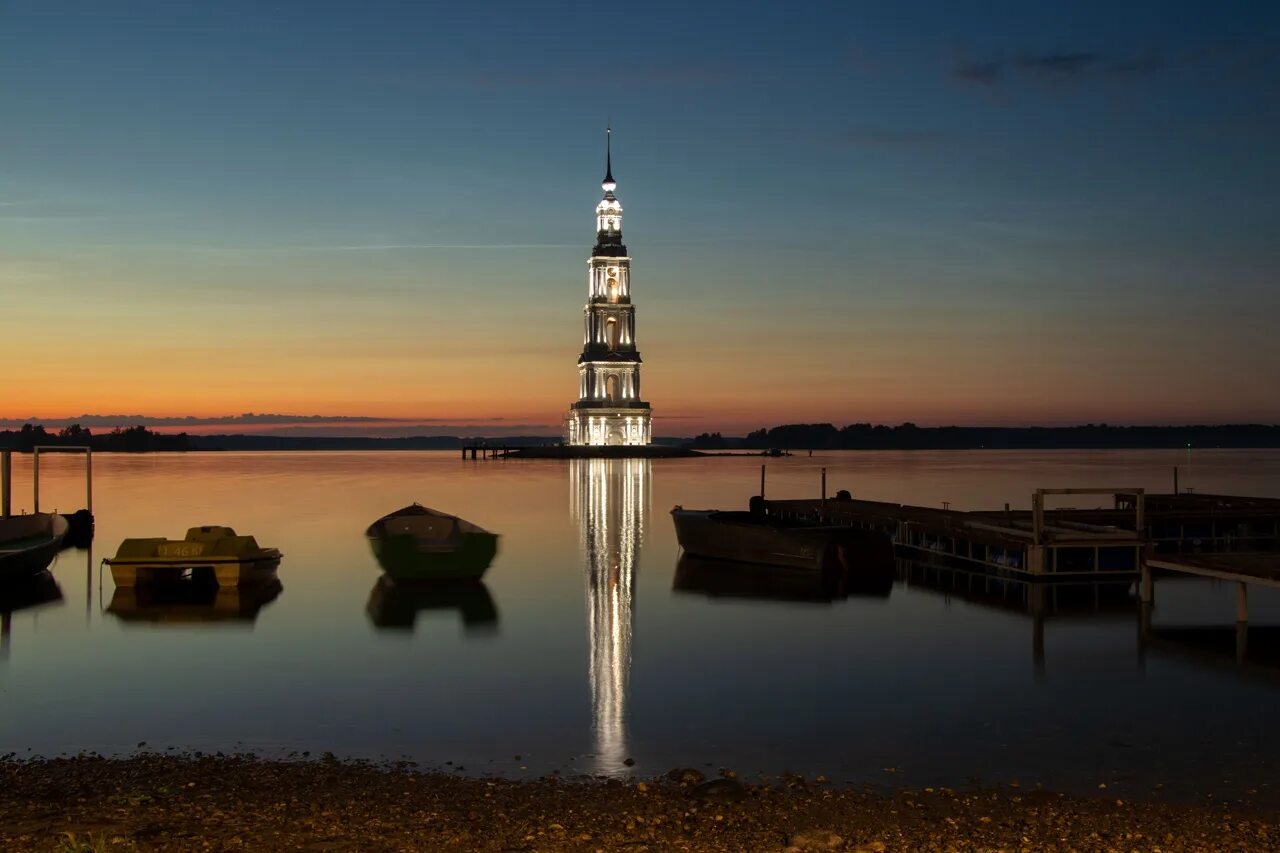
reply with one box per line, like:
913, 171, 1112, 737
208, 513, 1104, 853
565, 128, 653, 446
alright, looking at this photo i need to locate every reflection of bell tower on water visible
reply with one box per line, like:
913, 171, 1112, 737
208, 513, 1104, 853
570, 458, 649, 773
565, 128, 653, 446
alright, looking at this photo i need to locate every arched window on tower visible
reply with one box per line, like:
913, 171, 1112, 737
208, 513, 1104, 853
606, 317, 620, 351
607, 277, 619, 303
606, 374, 619, 404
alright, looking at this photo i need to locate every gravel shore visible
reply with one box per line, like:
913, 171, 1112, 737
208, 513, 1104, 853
1, 756, 1275, 852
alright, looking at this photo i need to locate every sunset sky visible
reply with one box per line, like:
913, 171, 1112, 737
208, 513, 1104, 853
2, 1, 1278, 436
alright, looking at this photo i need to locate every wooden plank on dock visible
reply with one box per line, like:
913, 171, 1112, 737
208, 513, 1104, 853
1147, 554, 1280, 589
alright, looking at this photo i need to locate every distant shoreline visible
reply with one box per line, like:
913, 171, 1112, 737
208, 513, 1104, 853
2, 422, 1279, 452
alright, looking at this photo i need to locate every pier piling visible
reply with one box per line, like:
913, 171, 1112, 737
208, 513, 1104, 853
32, 446, 93, 515
1, 450, 10, 517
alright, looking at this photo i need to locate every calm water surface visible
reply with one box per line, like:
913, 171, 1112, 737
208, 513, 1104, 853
3, 450, 1279, 804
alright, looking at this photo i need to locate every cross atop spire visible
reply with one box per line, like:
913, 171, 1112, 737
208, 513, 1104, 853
602, 126, 616, 192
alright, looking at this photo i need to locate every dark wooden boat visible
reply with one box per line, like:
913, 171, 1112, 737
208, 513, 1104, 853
0, 513, 69, 583
366, 504, 498, 582
671, 507, 893, 573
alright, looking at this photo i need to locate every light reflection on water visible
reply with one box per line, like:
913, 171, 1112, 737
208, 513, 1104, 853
0, 449, 1278, 803
573, 458, 648, 775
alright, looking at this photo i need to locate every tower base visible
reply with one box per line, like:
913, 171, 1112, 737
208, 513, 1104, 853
565, 407, 652, 447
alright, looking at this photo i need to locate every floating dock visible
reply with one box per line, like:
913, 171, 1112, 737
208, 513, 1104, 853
764, 488, 1280, 581
764, 488, 1149, 578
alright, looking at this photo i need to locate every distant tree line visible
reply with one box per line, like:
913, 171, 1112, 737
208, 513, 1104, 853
0, 423, 192, 452
688, 423, 1280, 450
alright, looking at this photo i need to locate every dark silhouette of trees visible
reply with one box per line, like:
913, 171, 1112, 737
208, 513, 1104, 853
688, 423, 1280, 450
0, 424, 191, 452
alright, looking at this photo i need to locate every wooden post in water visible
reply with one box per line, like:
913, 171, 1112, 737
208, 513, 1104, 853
32, 449, 40, 514
759, 464, 766, 498
821, 467, 827, 506
85, 449, 93, 514
1, 450, 10, 518
1173, 466, 1179, 495
1237, 582, 1249, 623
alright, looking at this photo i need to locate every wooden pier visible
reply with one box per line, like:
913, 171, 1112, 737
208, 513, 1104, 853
1142, 552, 1280, 625
764, 488, 1148, 578
1, 446, 95, 543
460, 445, 514, 460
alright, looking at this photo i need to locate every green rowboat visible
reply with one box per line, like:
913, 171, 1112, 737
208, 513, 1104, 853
365, 504, 498, 582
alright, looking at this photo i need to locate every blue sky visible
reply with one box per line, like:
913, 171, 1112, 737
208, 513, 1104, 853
1, 1, 1277, 432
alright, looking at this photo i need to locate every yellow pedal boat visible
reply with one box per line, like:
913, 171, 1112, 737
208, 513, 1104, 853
104, 526, 281, 587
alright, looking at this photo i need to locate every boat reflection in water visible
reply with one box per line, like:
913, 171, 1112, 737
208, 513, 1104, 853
673, 552, 893, 603
107, 579, 282, 627
1, 571, 64, 661
571, 458, 648, 776
365, 575, 499, 636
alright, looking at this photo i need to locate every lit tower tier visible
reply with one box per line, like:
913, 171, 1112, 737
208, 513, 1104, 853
565, 128, 653, 447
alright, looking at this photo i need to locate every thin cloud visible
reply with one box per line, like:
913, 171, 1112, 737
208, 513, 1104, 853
839, 127, 948, 149
952, 47, 1180, 89
287, 243, 579, 252
68, 242, 579, 255
953, 59, 1002, 87
0, 414, 427, 428
370, 63, 736, 91
1015, 51, 1100, 81
0, 198, 118, 220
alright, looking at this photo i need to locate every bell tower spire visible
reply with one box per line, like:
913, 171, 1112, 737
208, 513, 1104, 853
603, 126, 615, 191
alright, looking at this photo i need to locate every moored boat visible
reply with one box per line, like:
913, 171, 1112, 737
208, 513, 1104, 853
671, 507, 893, 573
366, 504, 498, 582
0, 513, 70, 583
104, 526, 281, 587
